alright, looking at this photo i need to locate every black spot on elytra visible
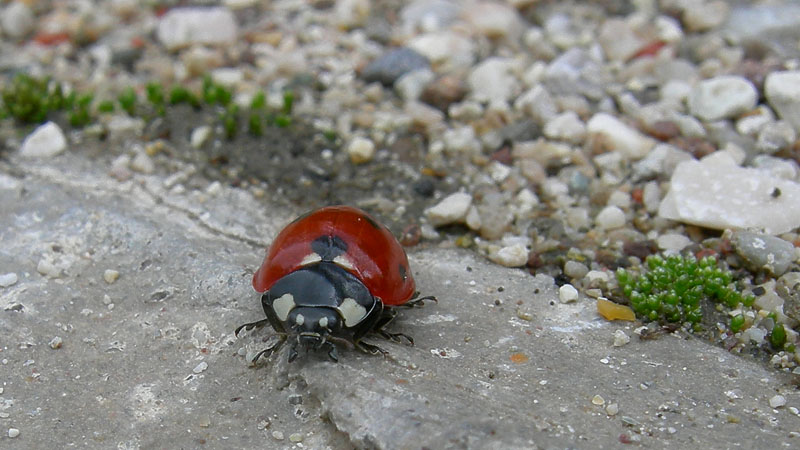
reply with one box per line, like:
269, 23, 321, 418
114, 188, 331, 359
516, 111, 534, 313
398, 263, 407, 281
312, 235, 348, 261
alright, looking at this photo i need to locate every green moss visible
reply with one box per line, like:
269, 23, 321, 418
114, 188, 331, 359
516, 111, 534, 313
616, 254, 748, 328
770, 323, 786, 349
118, 87, 137, 116
0, 74, 69, 124
730, 315, 745, 333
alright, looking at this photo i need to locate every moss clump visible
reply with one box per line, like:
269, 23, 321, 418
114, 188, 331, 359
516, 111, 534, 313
616, 254, 754, 330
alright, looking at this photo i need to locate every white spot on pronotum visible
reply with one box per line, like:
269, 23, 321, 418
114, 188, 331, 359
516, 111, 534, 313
333, 255, 355, 271
318, 316, 328, 328
338, 298, 367, 327
300, 253, 322, 266
295, 314, 305, 326
273, 293, 295, 321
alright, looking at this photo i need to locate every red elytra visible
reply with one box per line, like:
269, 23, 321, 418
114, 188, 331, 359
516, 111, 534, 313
252, 206, 416, 306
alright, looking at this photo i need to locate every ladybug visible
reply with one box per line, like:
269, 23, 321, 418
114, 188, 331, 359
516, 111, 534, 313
236, 206, 434, 362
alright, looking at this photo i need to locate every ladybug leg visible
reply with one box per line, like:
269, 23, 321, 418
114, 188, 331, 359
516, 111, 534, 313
234, 319, 269, 337
252, 336, 286, 363
373, 309, 414, 346
324, 341, 339, 362
354, 340, 388, 357
398, 292, 438, 308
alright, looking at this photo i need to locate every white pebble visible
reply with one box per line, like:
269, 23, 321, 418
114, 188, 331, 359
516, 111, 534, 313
606, 403, 619, 416
425, 192, 473, 226
769, 394, 787, 408
272, 430, 284, 440
8, 428, 20, 438
191, 126, 212, 148
489, 244, 528, 268
657, 233, 693, 253
587, 113, 655, 160
613, 329, 631, 347
1, 2, 34, 38
591, 394, 605, 406
157, 7, 238, 51
765, 71, 800, 133
103, 269, 120, 284
49, 336, 63, 349
559, 284, 579, 303
193, 361, 209, 374
0, 273, 18, 288
688, 76, 757, 122
347, 137, 376, 164
595, 206, 626, 230
37, 259, 61, 278
131, 151, 155, 174
19, 122, 67, 158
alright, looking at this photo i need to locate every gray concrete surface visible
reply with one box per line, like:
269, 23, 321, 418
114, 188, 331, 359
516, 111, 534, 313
1, 152, 799, 449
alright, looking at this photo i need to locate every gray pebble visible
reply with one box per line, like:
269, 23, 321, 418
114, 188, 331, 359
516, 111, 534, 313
362, 47, 430, 86
732, 231, 795, 276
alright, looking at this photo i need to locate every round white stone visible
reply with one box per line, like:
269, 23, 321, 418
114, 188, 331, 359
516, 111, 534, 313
347, 137, 376, 164
595, 206, 626, 230
559, 284, 579, 303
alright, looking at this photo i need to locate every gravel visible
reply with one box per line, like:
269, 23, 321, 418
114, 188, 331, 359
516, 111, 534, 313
2, 0, 800, 446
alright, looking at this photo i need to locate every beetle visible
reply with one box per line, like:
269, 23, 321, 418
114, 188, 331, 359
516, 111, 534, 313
236, 206, 434, 362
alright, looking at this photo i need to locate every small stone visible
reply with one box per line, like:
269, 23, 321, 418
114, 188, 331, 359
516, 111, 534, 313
489, 244, 529, 268
37, 259, 61, 278
19, 122, 67, 158
757, 121, 796, 154
467, 57, 519, 102
395, 69, 435, 102
564, 261, 589, 280
289, 433, 304, 443
462, 1, 523, 39
288, 394, 303, 405
362, 47, 430, 86
688, 76, 757, 122
420, 75, 466, 111
595, 206, 626, 230
656, 233, 693, 253
606, 403, 620, 416
49, 336, 63, 349
106, 115, 145, 141
765, 71, 800, 133
409, 31, 476, 73
682, 1, 729, 32
613, 329, 631, 347
103, 269, 120, 284
190, 126, 212, 149
2, 2, 35, 38
271, 430, 284, 440
597, 18, 647, 62
515, 85, 558, 125
193, 361, 208, 374
334, 0, 370, 29
443, 126, 481, 154
0, 273, 18, 288
131, 152, 155, 174
731, 231, 795, 276
425, 193, 473, 226
769, 394, 787, 409
587, 113, 655, 160
157, 7, 238, 51
591, 394, 605, 406
8, 428, 20, 438
544, 111, 586, 144
347, 137, 376, 164
559, 284, 579, 303
658, 156, 800, 235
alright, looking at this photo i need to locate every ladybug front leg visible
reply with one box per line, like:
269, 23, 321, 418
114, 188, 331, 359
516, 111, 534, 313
373, 308, 414, 346
397, 292, 438, 308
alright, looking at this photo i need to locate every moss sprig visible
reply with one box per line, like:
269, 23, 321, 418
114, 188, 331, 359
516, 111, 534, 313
616, 254, 754, 330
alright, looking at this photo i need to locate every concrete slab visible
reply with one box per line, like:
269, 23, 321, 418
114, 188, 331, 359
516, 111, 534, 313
1, 153, 798, 448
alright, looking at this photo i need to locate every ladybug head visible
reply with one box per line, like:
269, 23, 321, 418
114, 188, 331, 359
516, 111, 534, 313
263, 263, 379, 361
